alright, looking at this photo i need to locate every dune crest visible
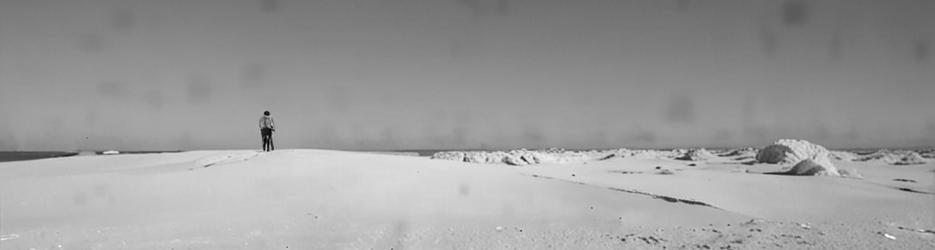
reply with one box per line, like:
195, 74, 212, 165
756, 139, 832, 165
778, 158, 861, 178
676, 148, 719, 161
432, 148, 689, 165
853, 150, 928, 165
755, 139, 866, 178
431, 149, 600, 166
830, 151, 858, 161
783, 159, 839, 176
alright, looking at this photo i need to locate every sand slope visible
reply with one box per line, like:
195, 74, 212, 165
1, 149, 933, 249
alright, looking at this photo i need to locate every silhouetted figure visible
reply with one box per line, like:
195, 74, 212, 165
259, 111, 275, 151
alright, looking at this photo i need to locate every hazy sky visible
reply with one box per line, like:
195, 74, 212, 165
1, 0, 933, 151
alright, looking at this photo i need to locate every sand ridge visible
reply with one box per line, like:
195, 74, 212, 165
0, 146, 933, 249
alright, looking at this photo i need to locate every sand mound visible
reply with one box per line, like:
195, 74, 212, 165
430, 151, 466, 161
755, 140, 858, 177
597, 149, 629, 160
756, 139, 832, 165
781, 159, 840, 176
465, 151, 512, 164
854, 150, 928, 165
719, 147, 759, 161
893, 151, 927, 165
600, 148, 714, 161
503, 149, 550, 165
599, 149, 679, 160
918, 149, 935, 159
676, 148, 718, 161
777, 158, 863, 178
431, 148, 598, 166
430, 148, 689, 165
853, 149, 898, 162
720, 147, 759, 157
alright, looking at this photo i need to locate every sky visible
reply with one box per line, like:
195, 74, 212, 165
0, 0, 933, 151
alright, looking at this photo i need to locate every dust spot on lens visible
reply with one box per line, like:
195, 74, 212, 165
110, 9, 136, 33
143, 90, 164, 110
240, 63, 267, 87
93, 183, 110, 197
259, 0, 280, 12
913, 38, 930, 63
75, 33, 108, 52
186, 74, 213, 104
665, 94, 695, 124
73, 192, 88, 206
458, 183, 471, 196
97, 81, 128, 99
781, 0, 809, 27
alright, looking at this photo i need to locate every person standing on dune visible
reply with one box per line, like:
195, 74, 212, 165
259, 111, 276, 152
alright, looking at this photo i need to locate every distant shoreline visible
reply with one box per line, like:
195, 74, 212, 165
0, 151, 183, 163
0, 152, 78, 163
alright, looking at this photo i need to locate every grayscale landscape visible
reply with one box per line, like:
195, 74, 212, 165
1, 142, 933, 249
0, 0, 933, 249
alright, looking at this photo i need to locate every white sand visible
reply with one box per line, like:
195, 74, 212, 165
1, 149, 933, 249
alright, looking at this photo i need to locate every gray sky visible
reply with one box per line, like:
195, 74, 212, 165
1, 0, 933, 151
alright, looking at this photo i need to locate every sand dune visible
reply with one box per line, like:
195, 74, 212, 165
830, 151, 859, 161
755, 139, 832, 165
919, 149, 935, 159
1, 146, 933, 249
675, 148, 719, 161
432, 149, 606, 166
853, 150, 929, 165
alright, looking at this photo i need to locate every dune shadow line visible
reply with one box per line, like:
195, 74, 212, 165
525, 174, 722, 209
